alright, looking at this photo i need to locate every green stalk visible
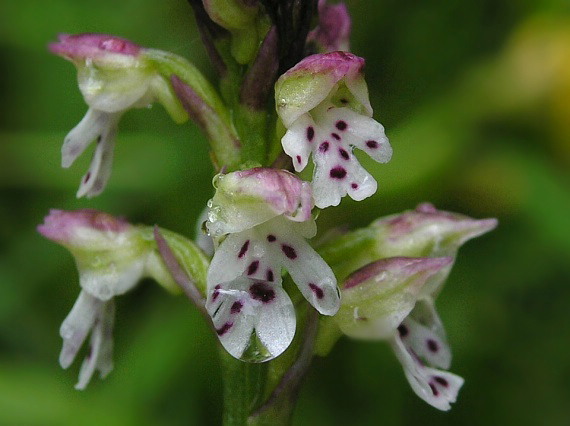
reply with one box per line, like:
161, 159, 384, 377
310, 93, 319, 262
221, 351, 267, 426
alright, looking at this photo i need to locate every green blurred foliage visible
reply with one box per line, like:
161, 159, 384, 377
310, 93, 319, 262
1, 0, 570, 425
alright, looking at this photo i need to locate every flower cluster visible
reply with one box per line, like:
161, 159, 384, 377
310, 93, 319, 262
317, 203, 497, 410
40, 2, 497, 417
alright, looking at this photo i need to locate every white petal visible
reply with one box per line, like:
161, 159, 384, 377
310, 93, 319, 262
95, 300, 115, 378
312, 150, 345, 208
208, 217, 339, 316
281, 114, 316, 172
59, 291, 102, 369
255, 290, 296, 358
404, 298, 451, 369
391, 334, 463, 411
75, 300, 115, 390
79, 258, 145, 301
325, 107, 391, 164
76, 114, 120, 199
206, 277, 296, 362
344, 76, 373, 117
262, 218, 340, 315
207, 232, 256, 290
61, 109, 115, 168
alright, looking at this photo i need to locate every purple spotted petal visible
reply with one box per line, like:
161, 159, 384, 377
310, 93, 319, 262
282, 104, 391, 208
391, 333, 463, 411
307, 0, 351, 52
404, 298, 451, 369
206, 277, 296, 362
207, 216, 340, 316
49, 33, 141, 62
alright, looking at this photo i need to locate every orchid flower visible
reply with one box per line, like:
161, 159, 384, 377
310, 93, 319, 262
333, 256, 463, 410
206, 168, 340, 361
316, 204, 497, 409
37, 209, 178, 389
373, 204, 497, 409
275, 52, 392, 208
49, 34, 188, 198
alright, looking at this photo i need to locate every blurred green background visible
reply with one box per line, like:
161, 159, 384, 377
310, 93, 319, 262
1, 0, 570, 425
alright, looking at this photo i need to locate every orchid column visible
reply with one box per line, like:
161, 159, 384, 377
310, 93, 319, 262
40, 1, 496, 425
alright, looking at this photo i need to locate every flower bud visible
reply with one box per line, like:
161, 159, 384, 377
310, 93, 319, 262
336, 257, 453, 339
307, 0, 351, 53
372, 202, 498, 296
207, 168, 313, 238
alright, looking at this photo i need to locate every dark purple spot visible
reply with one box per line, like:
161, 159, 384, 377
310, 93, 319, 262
366, 140, 379, 149
216, 322, 233, 336
230, 301, 243, 314
339, 148, 350, 160
267, 234, 276, 242
319, 141, 330, 152
340, 98, 348, 104
296, 155, 302, 164
397, 324, 409, 337
427, 339, 439, 353
329, 167, 347, 179
247, 260, 259, 276
266, 269, 274, 282
83, 172, 91, 183
331, 133, 341, 141
429, 383, 439, 396
336, 120, 347, 131
434, 376, 449, 387
281, 244, 297, 259
249, 282, 276, 303
309, 283, 324, 299
306, 126, 315, 142
96, 135, 102, 143
238, 240, 250, 258
212, 284, 222, 301
351, 183, 358, 189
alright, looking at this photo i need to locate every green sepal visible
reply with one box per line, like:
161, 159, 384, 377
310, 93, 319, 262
140, 226, 209, 296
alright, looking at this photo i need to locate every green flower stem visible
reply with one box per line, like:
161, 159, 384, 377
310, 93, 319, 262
219, 306, 318, 426
221, 351, 267, 426
235, 105, 269, 165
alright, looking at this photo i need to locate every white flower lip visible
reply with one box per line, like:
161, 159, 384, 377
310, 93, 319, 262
276, 53, 392, 208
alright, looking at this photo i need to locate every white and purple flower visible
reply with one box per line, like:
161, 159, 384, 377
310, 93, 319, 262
37, 209, 177, 389
50, 34, 187, 198
275, 52, 392, 208
206, 168, 340, 361
337, 256, 464, 411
